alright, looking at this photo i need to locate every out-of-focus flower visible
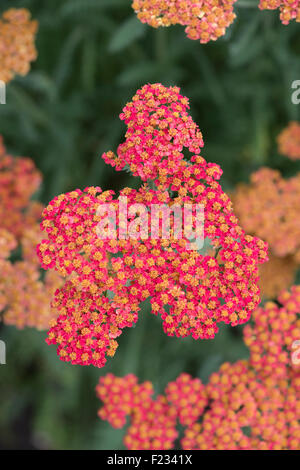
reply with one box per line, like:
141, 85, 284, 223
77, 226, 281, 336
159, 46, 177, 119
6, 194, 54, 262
259, 254, 297, 299
233, 167, 300, 261
0, 223, 63, 331
97, 287, 300, 450
0, 136, 62, 330
278, 121, 300, 160
132, 0, 237, 43
0, 228, 17, 260
259, 0, 300, 25
0, 136, 43, 239
38, 84, 268, 368
0, 8, 38, 83
96, 374, 178, 450
2, 258, 62, 331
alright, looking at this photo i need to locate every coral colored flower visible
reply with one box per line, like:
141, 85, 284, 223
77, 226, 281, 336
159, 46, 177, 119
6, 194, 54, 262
0, 136, 62, 330
0, 8, 38, 83
38, 84, 268, 368
0, 136, 43, 239
97, 287, 300, 450
132, 0, 237, 43
259, 0, 300, 25
258, 254, 297, 299
1, 225, 63, 331
278, 121, 300, 160
233, 167, 300, 261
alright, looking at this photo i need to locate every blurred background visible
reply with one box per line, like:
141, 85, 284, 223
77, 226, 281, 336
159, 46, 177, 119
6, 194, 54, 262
0, 0, 299, 450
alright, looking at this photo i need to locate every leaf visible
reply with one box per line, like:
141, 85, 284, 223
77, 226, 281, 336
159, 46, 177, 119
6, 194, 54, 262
109, 16, 147, 53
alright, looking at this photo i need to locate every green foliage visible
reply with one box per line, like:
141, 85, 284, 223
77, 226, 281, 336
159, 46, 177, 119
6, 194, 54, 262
0, 0, 299, 450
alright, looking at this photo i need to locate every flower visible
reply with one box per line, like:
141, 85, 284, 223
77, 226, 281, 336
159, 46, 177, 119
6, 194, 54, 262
258, 254, 297, 299
38, 84, 268, 368
244, 285, 300, 380
103, 83, 204, 181
0, 8, 38, 83
233, 167, 300, 261
97, 287, 300, 450
1, 226, 63, 330
259, 0, 300, 25
0, 136, 43, 239
278, 121, 300, 160
0, 136, 62, 330
132, 0, 237, 43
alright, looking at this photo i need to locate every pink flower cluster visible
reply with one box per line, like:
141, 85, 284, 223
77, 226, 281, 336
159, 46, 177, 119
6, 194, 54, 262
38, 84, 268, 368
103, 84, 204, 180
244, 285, 300, 379
97, 286, 300, 450
259, 0, 300, 25
132, 0, 238, 43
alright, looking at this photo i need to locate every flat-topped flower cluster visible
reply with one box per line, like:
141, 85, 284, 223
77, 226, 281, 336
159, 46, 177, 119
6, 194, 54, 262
259, 0, 300, 25
0, 8, 38, 83
132, 0, 237, 43
0, 136, 62, 330
132, 0, 300, 44
96, 285, 300, 450
38, 84, 268, 368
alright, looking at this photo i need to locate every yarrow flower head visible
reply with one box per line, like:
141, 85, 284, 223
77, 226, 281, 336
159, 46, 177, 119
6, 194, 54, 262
0, 136, 43, 239
0, 8, 38, 83
132, 0, 237, 43
96, 372, 207, 449
258, 254, 297, 299
97, 287, 300, 450
244, 285, 300, 380
38, 84, 268, 368
259, 0, 300, 25
233, 167, 300, 262
1, 225, 63, 330
103, 84, 204, 181
0, 136, 62, 330
278, 121, 300, 160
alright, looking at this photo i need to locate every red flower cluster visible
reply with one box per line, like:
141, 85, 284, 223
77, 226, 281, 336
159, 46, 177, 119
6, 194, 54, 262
278, 121, 300, 160
103, 84, 204, 181
244, 285, 300, 379
96, 373, 206, 449
0, 137, 62, 330
259, 0, 300, 25
0, 8, 38, 83
97, 287, 300, 450
38, 84, 267, 368
132, 0, 237, 43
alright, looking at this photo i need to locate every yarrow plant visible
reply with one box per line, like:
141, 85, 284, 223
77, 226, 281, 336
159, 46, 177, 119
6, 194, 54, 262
0, 8, 38, 83
38, 84, 268, 368
132, 0, 238, 43
278, 121, 300, 160
96, 286, 300, 450
259, 0, 300, 25
0, 136, 62, 330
